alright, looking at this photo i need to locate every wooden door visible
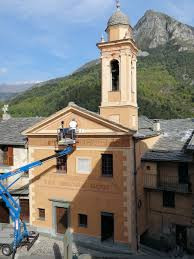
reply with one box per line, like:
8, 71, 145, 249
101, 212, 114, 242
0, 201, 9, 223
176, 225, 187, 249
56, 207, 68, 234
20, 199, 29, 222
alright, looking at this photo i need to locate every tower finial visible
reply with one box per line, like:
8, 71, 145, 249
101, 33, 105, 43
116, 0, 120, 10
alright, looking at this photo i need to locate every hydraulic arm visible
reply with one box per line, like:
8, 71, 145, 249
0, 145, 73, 258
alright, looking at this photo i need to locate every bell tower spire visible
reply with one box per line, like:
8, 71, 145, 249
97, 1, 139, 130
116, 0, 121, 10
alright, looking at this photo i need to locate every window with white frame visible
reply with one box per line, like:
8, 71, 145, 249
77, 157, 91, 174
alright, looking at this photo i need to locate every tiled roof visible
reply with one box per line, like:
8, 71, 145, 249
141, 118, 194, 162
0, 117, 43, 145
152, 119, 193, 151
136, 116, 158, 138
142, 151, 193, 162
107, 10, 130, 28
188, 134, 194, 150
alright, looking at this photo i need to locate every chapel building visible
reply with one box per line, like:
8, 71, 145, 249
23, 3, 143, 249
23, 2, 194, 253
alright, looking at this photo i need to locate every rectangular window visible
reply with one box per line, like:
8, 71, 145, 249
56, 155, 67, 173
0, 146, 13, 166
38, 208, 45, 220
77, 158, 91, 174
102, 154, 113, 177
178, 163, 189, 184
163, 191, 175, 208
78, 214, 88, 228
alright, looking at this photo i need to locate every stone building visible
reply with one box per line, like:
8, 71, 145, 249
0, 114, 42, 224
140, 118, 194, 252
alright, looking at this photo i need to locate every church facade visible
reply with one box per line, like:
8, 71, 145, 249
23, 2, 194, 253
23, 3, 143, 249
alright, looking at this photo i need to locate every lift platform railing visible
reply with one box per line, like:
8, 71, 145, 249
57, 127, 76, 145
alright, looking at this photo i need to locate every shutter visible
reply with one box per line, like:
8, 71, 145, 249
7, 147, 13, 166
20, 199, 30, 222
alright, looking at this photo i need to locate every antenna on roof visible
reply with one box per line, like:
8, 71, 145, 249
2, 104, 9, 114
2, 104, 11, 120
116, 0, 121, 10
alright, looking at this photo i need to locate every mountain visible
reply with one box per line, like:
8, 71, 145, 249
134, 10, 194, 51
0, 92, 17, 101
0, 82, 39, 93
5, 10, 194, 119
0, 82, 42, 101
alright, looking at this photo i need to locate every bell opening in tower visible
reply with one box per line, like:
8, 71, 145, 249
111, 60, 119, 91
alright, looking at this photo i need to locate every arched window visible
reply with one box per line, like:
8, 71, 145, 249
111, 60, 119, 91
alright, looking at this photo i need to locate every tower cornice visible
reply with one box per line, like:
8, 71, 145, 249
97, 38, 138, 53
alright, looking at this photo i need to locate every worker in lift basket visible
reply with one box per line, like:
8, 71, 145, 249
69, 118, 77, 139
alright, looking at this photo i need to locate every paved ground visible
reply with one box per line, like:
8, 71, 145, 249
0, 234, 193, 259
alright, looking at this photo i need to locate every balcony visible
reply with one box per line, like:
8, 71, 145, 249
144, 173, 191, 193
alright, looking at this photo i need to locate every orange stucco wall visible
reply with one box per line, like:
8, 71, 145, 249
28, 135, 133, 244
100, 106, 138, 129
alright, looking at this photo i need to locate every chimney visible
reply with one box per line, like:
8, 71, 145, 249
2, 104, 11, 120
153, 119, 161, 132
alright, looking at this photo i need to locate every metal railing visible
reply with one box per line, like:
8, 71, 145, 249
144, 173, 191, 193
57, 128, 76, 145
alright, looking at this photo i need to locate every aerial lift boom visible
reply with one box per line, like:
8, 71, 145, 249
0, 128, 75, 258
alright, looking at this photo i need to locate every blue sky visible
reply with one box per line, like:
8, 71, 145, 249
0, 0, 193, 85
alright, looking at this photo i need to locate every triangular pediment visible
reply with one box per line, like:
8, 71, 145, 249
23, 104, 132, 136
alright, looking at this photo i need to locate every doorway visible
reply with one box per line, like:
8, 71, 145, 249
101, 212, 114, 242
56, 207, 68, 234
20, 199, 29, 223
0, 201, 9, 223
176, 225, 187, 250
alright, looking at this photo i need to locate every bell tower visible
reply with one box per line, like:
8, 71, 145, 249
97, 0, 138, 130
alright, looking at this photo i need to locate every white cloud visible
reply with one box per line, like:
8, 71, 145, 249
14, 80, 42, 85
0, 0, 114, 67
0, 0, 113, 23
166, 0, 194, 24
0, 68, 8, 75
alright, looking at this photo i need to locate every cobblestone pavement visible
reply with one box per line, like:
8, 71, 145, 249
0, 235, 64, 259
0, 234, 193, 259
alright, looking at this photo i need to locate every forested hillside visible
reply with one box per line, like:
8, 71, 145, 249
8, 44, 194, 119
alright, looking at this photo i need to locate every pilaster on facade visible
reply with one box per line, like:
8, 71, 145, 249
28, 147, 36, 225
122, 147, 135, 245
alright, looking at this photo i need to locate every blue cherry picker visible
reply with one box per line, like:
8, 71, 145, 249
0, 127, 76, 258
